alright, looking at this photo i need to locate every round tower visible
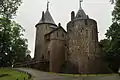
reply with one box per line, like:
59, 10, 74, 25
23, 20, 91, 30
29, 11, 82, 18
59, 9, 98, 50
34, 2, 57, 61
67, 0, 111, 74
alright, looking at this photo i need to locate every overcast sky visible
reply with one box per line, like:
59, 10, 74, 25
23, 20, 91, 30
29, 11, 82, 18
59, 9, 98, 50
14, 0, 114, 57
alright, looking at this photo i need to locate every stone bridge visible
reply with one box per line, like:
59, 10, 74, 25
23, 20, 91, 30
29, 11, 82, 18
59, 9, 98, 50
14, 60, 46, 67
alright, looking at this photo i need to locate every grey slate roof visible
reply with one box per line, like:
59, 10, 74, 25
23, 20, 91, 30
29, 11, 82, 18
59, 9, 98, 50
75, 0, 88, 20
39, 10, 56, 25
45, 26, 66, 36
75, 9, 88, 19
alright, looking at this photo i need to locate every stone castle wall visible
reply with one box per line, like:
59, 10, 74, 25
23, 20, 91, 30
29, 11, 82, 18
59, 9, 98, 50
34, 24, 56, 61
47, 28, 66, 72
34, 10, 111, 73
67, 19, 110, 73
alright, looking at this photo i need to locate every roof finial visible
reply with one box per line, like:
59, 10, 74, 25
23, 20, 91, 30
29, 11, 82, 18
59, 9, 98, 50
47, 0, 50, 10
79, 0, 83, 10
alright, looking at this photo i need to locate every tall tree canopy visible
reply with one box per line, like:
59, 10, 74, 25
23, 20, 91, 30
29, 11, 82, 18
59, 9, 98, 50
100, 0, 120, 72
0, 0, 22, 19
0, 0, 29, 67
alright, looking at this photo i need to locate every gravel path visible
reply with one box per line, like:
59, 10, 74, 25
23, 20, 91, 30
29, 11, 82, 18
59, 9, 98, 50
14, 68, 120, 80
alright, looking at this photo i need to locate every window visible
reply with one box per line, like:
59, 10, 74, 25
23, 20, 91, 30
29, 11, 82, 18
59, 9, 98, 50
41, 55, 44, 60
48, 51, 50, 60
86, 30, 88, 38
85, 20, 88, 25
81, 27, 84, 32
78, 15, 81, 18
57, 31, 58, 37
62, 33, 64, 37
92, 29, 94, 40
69, 28, 72, 32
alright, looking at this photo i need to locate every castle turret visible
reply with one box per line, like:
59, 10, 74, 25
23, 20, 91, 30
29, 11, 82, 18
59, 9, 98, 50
45, 23, 66, 72
66, 0, 111, 74
34, 1, 57, 62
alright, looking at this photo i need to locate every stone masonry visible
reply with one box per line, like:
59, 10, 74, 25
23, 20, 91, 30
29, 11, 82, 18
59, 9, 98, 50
34, 1, 112, 73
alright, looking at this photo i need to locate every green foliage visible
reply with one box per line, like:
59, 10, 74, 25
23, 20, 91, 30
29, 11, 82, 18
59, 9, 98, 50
112, 0, 120, 22
0, 17, 28, 66
100, 0, 120, 72
0, 0, 29, 67
0, 0, 22, 19
105, 22, 120, 58
0, 68, 29, 80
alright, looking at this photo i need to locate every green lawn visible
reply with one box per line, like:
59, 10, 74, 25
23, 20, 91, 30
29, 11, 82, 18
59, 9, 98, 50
0, 68, 29, 80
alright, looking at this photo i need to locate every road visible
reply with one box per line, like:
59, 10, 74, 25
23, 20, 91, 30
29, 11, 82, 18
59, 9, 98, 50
14, 68, 120, 80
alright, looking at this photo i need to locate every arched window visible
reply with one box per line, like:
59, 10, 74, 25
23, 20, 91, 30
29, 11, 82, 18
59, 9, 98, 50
86, 30, 88, 38
85, 20, 88, 25
48, 51, 50, 60
92, 29, 94, 40
57, 31, 58, 37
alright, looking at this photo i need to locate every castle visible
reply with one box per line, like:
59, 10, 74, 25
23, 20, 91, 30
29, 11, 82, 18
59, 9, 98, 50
34, 1, 111, 74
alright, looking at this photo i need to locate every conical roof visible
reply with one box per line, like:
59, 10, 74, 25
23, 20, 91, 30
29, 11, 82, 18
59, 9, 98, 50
39, 9, 56, 25
76, 9, 88, 19
75, 0, 88, 19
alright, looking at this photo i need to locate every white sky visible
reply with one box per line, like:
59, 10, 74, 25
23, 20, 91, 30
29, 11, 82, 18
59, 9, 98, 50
14, 0, 114, 57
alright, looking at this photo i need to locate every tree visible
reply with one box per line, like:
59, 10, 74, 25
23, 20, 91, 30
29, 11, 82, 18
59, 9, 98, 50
100, 0, 120, 72
0, 17, 28, 66
112, 0, 120, 23
0, 0, 22, 19
0, 0, 29, 67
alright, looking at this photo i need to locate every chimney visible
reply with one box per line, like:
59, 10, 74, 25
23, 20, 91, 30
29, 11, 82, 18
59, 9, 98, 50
58, 23, 61, 27
71, 11, 75, 21
42, 11, 44, 21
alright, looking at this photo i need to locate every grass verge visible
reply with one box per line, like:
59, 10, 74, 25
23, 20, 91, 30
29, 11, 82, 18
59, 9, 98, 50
0, 68, 29, 80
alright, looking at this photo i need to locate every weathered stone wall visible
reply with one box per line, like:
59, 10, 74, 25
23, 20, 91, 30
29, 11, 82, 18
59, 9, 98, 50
67, 19, 111, 73
34, 24, 56, 61
47, 28, 66, 72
